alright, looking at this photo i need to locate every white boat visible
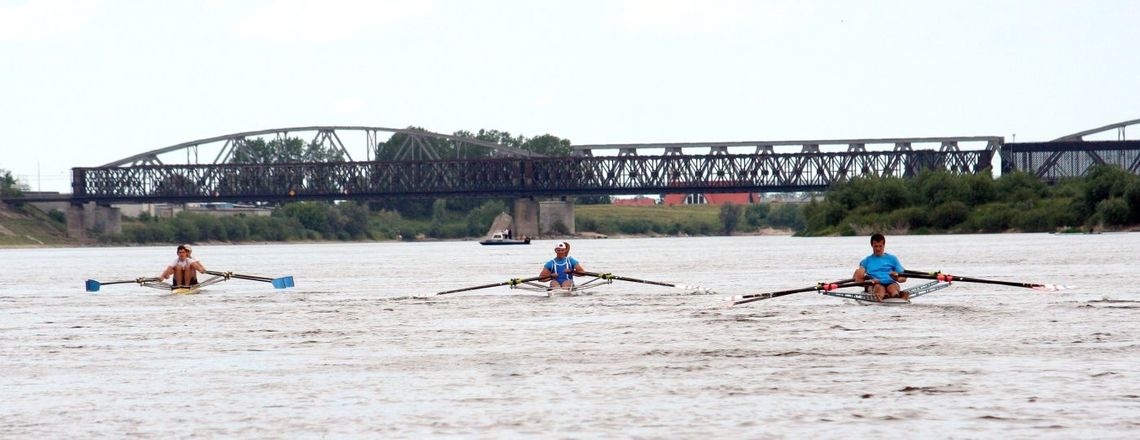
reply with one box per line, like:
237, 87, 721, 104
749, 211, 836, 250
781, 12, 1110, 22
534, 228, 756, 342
479, 232, 531, 246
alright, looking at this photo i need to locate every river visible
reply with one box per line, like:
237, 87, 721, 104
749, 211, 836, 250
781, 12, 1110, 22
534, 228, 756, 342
1, 233, 1138, 438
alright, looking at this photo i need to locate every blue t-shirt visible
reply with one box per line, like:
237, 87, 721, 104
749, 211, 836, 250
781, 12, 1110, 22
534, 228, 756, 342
860, 253, 904, 286
544, 256, 580, 284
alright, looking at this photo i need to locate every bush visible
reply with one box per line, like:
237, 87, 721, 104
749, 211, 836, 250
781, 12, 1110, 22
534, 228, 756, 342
616, 218, 651, 234
1011, 208, 1053, 232
578, 217, 598, 232
48, 209, 66, 224
870, 177, 911, 211
963, 172, 997, 206
996, 171, 1047, 203
1083, 164, 1132, 210
915, 170, 971, 208
1124, 179, 1140, 223
768, 203, 805, 230
930, 201, 969, 230
1097, 198, 1130, 226
744, 204, 770, 227
719, 204, 743, 235
221, 216, 249, 241
968, 203, 1015, 232
888, 207, 927, 230
804, 200, 846, 231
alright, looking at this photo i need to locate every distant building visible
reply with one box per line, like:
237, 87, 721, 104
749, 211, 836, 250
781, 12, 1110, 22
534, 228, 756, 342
662, 192, 760, 206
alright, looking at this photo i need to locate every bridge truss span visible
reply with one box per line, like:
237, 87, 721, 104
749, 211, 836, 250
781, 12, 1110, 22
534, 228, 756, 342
72, 149, 993, 203
99, 126, 541, 168
1001, 140, 1140, 182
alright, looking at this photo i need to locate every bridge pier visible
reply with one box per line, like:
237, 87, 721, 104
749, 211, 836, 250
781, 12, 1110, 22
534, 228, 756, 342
511, 198, 575, 239
512, 198, 539, 239
66, 203, 121, 239
539, 199, 575, 236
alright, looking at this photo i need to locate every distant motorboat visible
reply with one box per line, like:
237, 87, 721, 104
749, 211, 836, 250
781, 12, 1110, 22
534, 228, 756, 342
479, 232, 531, 245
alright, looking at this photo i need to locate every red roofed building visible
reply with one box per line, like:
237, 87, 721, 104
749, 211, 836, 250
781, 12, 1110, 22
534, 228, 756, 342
662, 192, 760, 206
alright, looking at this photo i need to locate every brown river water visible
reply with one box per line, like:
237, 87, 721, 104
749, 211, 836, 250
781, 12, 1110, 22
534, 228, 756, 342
1, 233, 1138, 438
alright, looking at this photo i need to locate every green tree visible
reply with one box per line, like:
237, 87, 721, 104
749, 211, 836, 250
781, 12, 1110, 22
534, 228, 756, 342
744, 203, 771, 227
230, 137, 345, 164
1124, 178, 1140, 223
336, 202, 370, 239
870, 177, 911, 211
804, 199, 846, 232
718, 203, 743, 235
1083, 164, 1133, 213
930, 201, 969, 229
278, 202, 330, 233
1, 169, 25, 197
1097, 198, 1130, 226
914, 170, 971, 208
963, 171, 997, 206
428, 198, 448, 237
768, 203, 805, 230
521, 134, 573, 156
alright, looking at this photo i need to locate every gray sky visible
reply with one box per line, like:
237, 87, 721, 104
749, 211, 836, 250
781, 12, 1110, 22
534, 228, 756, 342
3, 0, 1138, 192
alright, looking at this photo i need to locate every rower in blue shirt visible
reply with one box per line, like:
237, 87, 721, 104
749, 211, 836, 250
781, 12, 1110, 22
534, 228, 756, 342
854, 233, 909, 302
540, 241, 585, 288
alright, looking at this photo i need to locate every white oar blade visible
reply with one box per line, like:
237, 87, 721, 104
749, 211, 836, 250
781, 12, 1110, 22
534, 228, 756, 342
1033, 284, 1075, 292
676, 285, 716, 295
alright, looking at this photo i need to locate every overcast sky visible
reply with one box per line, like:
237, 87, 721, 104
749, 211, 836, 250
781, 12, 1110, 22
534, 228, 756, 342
3, 0, 1137, 192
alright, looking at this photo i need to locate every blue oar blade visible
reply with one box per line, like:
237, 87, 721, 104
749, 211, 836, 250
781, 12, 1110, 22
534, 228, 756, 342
85, 279, 101, 292
272, 276, 295, 289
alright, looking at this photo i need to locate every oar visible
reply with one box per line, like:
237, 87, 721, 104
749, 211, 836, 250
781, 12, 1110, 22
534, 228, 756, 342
579, 271, 714, 294
435, 276, 545, 296
729, 279, 870, 306
205, 271, 295, 289
903, 270, 1073, 292
85, 277, 161, 293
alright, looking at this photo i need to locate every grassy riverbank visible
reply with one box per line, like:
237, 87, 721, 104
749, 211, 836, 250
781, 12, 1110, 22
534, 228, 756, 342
0, 203, 76, 246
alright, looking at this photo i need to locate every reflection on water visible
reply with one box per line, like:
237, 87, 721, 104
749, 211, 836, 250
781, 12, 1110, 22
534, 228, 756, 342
1, 234, 1138, 437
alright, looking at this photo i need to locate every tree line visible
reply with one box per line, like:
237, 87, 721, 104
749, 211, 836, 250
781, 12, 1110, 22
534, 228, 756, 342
796, 165, 1140, 236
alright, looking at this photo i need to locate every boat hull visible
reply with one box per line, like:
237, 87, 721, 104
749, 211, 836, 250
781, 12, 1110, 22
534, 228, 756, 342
172, 286, 204, 295
479, 238, 531, 245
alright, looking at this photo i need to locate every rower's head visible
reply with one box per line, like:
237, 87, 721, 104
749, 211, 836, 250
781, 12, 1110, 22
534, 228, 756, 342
177, 244, 193, 258
870, 233, 886, 256
554, 241, 570, 257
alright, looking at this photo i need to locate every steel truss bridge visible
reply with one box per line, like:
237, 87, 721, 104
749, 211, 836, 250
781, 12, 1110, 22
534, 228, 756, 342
23, 120, 1140, 204
72, 135, 997, 203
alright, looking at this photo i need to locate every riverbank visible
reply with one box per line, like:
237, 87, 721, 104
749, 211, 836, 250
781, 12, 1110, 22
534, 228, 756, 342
0, 203, 78, 247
